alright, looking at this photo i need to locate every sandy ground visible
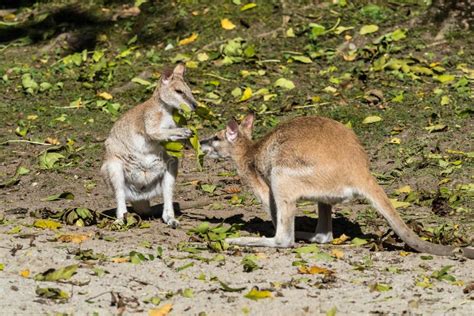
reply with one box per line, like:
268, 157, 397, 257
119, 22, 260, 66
1, 148, 474, 315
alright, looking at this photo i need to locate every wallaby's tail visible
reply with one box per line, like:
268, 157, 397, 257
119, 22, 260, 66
360, 176, 473, 259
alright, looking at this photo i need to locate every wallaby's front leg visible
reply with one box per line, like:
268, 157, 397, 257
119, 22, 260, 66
161, 157, 179, 228
296, 202, 333, 243
227, 191, 296, 248
104, 160, 128, 220
152, 128, 193, 142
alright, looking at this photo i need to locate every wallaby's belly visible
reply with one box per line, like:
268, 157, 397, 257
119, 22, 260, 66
122, 149, 170, 199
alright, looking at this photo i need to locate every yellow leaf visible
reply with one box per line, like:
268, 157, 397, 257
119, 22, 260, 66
57, 234, 90, 244
27, 115, 38, 120
221, 18, 236, 30
389, 198, 411, 209
298, 265, 334, 275
45, 137, 60, 145
331, 248, 344, 259
240, 87, 252, 101
111, 257, 130, 263
148, 303, 173, 316
395, 185, 412, 194
389, 137, 401, 144
20, 269, 30, 278
33, 219, 61, 230
98, 91, 113, 100
362, 116, 382, 124
331, 233, 350, 245
399, 251, 411, 257
241, 3, 257, 11
244, 288, 272, 300
178, 33, 198, 46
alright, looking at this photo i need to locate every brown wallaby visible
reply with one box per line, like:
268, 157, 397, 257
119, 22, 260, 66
200, 114, 473, 258
101, 64, 197, 227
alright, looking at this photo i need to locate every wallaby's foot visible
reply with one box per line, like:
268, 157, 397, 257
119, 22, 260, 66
226, 237, 294, 248
296, 231, 333, 244
169, 128, 193, 141
163, 215, 179, 228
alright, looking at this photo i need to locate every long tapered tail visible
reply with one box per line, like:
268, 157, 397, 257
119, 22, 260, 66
360, 177, 473, 258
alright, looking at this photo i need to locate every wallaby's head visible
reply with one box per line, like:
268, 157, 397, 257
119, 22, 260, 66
157, 64, 197, 112
201, 113, 255, 159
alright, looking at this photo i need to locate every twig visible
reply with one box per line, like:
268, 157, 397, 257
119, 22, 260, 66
179, 199, 214, 210
0, 139, 52, 146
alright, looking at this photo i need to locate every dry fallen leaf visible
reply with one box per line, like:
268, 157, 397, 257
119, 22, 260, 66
331, 248, 344, 259
331, 233, 350, 245
298, 265, 334, 275
57, 234, 90, 244
178, 33, 198, 46
111, 257, 130, 263
148, 303, 173, 316
221, 18, 236, 30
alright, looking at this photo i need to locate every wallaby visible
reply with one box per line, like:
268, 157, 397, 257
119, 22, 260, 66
101, 64, 197, 227
200, 114, 473, 258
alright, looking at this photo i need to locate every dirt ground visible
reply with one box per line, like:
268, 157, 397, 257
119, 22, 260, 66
1, 150, 473, 315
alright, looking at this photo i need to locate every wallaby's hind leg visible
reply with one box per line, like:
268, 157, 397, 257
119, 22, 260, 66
296, 203, 333, 243
131, 200, 152, 216
161, 157, 179, 228
227, 191, 296, 248
104, 160, 128, 220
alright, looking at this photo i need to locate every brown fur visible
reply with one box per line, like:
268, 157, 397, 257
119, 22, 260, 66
201, 114, 473, 258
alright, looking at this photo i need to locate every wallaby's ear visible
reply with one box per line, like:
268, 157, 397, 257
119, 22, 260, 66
173, 63, 186, 77
226, 119, 239, 142
240, 112, 255, 131
161, 68, 173, 84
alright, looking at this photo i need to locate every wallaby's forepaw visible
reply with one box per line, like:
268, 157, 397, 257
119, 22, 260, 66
169, 128, 193, 141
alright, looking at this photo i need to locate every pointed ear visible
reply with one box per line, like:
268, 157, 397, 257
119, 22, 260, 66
240, 112, 255, 131
173, 63, 186, 77
161, 68, 173, 84
226, 119, 239, 142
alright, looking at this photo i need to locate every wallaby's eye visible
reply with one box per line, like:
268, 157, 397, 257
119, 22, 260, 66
175, 89, 184, 94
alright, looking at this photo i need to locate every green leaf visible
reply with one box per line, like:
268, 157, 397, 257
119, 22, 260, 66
182, 288, 194, 298
242, 255, 259, 272
274, 78, 295, 90
360, 24, 379, 35
434, 74, 455, 83
424, 124, 447, 133
201, 184, 217, 193
34, 219, 62, 230
39, 152, 64, 169
440, 95, 450, 105
34, 265, 78, 281
294, 244, 319, 254
372, 283, 392, 291
351, 237, 368, 246
36, 287, 69, 300
0, 263, 4, 271
244, 288, 272, 300
21, 73, 38, 94
15, 166, 30, 176
131, 77, 152, 86
326, 306, 337, 316
362, 116, 382, 124
390, 28, 406, 41
42, 191, 75, 201
190, 126, 204, 170
291, 55, 312, 63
